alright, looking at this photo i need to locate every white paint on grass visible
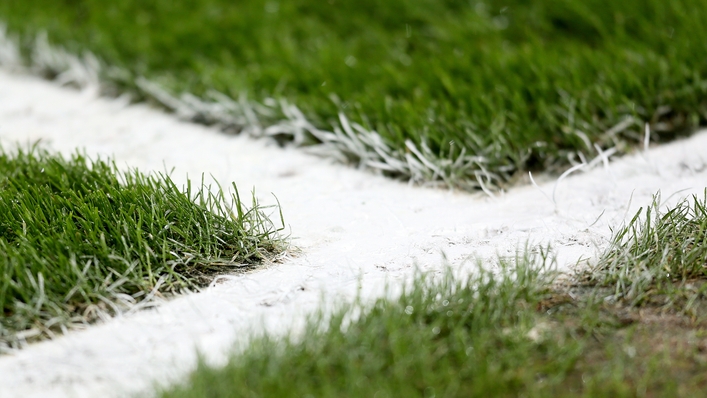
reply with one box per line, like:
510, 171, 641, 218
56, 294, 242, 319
0, 69, 706, 397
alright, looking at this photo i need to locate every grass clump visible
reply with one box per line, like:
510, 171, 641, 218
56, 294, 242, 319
585, 191, 707, 318
0, 147, 285, 348
2, 1, 707, 187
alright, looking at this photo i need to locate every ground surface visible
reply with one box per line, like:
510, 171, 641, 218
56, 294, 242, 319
1, 69, 706, 397
4, 0, 707, 189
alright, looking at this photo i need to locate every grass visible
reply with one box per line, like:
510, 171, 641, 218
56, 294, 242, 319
0, 146, 285, 349
2, 0, 706, 394
159, 250, 584, 397
157, 194, 707, 397
2, 1, 707, 188
584, 191, 707, 319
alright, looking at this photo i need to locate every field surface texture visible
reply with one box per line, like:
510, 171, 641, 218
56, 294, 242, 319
3, 0, 707, 396
161, 227, 707, 398
0, 70, 706, 397
2, 0, 707, 188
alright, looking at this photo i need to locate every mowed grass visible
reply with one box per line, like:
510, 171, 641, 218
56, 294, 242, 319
159, 195, 707, 397
0, 147, 284, 348
585, 191, 707, 318
3, 1, 707, 187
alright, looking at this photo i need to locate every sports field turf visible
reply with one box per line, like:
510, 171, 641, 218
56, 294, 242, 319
0, 148, 284, 348
2, 0, 706, 188
3, 1, 707, 395
161, 195, 707, 397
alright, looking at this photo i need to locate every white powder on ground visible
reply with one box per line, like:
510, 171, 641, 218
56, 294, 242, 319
0, 70, 706, 397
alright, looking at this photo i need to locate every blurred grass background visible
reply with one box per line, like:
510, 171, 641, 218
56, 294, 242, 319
2, 0, 706, 184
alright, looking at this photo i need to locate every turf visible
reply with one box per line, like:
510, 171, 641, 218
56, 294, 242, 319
158, 195, 707, 397
585, 191, 707, 318
0, 147, 284, 348
159, 252, 583, 398
2, 0, 707, 188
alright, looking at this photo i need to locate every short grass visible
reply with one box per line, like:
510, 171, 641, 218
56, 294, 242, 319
0, 146, 285, 349
2, 1, 707, 187
158, 194, 707, 397
584, 190, 707, 319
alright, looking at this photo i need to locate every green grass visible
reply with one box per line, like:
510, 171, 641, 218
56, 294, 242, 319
3, 0, 707, 188
157, 194, 707, 397
160, 251, 584, 398
0, 146, 285, 349
585, 191, 707, 318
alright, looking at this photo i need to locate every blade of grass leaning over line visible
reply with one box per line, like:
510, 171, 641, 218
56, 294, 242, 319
0, 146, 286, 350
2, 0, 707, 190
